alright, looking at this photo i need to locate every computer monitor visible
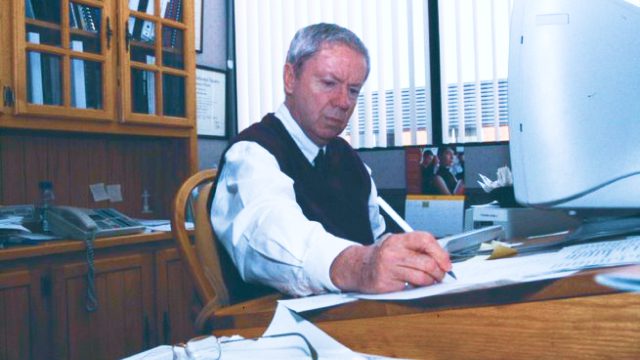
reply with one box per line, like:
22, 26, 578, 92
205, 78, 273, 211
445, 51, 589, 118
508, 0, 640, 240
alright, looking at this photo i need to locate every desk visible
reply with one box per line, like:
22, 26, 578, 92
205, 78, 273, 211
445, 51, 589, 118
211, 267, 640, 359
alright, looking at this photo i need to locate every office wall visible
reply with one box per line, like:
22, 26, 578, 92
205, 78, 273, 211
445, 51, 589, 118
464, 144, 511, 189
196, 0, 229, 170
358, 149, 406, 189
194, 1, 512, 189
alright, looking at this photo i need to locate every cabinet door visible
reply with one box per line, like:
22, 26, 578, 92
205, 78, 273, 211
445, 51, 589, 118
119, 0, 195, 128
51, 253, 154, 360
0, 268, 47, 360
13, 0, 116, 121
155, 247, 200, 345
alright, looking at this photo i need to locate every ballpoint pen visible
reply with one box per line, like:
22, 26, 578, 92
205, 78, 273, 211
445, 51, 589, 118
377, 196, 458, 280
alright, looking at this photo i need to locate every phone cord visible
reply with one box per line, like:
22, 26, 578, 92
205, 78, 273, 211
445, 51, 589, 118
84, 231, 98, 312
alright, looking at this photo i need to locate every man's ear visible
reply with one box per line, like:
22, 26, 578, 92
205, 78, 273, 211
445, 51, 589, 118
283, 63, 295, 95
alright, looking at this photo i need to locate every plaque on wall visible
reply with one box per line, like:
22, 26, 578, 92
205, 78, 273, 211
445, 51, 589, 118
196, 66, 226, 138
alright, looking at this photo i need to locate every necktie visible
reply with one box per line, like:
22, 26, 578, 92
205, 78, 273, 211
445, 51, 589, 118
314, 149, 327, 174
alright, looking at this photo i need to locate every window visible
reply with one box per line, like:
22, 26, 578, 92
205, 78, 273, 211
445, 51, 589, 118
438, 0, 513, 143
233, 0, 513, 148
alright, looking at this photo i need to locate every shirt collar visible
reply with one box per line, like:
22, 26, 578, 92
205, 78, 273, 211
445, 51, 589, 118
275, 103, 325, 164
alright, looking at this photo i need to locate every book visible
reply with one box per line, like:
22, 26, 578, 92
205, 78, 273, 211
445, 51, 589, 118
71, 42, 87, 109
27, 32, 44, 105
170, 0, 182, 45
129, 0, 140, 13
144, 72, 155, 114
161, 0, 171, 18
69, 3, 78, 28
80, 5, 97, 32
25, 0, 35, 18
138, 0, 152, 14
48, 56, 62, 105
141, 21, 154, 42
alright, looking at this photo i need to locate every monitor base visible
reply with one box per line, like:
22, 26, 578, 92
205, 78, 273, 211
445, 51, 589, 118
565, 215, 640, 243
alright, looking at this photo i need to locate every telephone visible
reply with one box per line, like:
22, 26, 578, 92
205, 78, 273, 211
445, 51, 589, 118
47, 206, 145, 240
46, 207, 145, 312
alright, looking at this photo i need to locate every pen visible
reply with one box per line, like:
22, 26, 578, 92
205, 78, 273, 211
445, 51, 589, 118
376, 196, 458, 280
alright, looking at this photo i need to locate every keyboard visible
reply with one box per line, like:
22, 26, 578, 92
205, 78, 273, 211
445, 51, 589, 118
438, 225, 504, 254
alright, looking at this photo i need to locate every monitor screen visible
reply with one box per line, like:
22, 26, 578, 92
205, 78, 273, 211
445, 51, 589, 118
508, 0, 640, 210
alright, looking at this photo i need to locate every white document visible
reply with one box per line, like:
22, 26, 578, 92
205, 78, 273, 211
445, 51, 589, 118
90, 183, 110, 202
263, 303, 364, 359
551, 236, 640, 271
355, 252, 576, 301
106, 184, 123, 202
357, 236, 640, 301
278, 293, 357, 313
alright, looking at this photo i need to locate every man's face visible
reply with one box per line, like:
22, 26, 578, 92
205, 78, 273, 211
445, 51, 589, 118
284, 43, 368, 146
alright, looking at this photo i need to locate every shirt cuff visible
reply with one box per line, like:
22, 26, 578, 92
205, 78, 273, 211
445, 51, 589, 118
304, 234, 360, 293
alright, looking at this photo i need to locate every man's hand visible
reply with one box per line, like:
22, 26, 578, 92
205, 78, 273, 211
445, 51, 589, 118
330, 232, 452, 293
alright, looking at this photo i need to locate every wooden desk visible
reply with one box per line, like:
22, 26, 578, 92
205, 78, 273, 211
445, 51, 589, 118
211, 267, 640, 359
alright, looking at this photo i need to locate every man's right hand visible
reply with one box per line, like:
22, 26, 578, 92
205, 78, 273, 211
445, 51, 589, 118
329, 231, 452, 293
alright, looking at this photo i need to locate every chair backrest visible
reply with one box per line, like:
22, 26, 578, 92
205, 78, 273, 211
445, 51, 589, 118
171, 169, 230, 311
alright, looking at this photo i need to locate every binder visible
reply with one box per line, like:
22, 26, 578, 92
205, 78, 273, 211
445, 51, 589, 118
27, 33, 43, 105
71, 41, 87, 109
25, 0, 35, 18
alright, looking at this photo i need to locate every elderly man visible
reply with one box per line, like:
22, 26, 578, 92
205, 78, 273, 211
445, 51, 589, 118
212, 23, 451, 297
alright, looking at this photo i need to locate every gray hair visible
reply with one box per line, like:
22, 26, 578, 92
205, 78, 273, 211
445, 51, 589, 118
286, 23, 370, 79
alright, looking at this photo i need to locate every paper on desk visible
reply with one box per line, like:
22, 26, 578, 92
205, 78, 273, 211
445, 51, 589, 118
262, 303, 358, 359
357, 236, 640, 301
550, 236, 640, 272
278, 293, 357, 313
355, 251, 576, 301
143, 222, 193, 232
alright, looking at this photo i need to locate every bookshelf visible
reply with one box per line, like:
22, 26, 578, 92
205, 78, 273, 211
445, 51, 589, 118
0, 1, 200, 358
5, 0, 195, 131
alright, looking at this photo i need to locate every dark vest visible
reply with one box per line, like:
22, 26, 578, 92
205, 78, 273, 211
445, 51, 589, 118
212, 113, 374, 300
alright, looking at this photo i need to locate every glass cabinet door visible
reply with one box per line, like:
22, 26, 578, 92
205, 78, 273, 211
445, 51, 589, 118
122, 0, 194, 127
17, 0, 115, 120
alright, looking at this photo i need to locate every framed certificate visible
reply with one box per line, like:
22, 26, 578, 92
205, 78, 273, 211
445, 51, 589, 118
196, 66, 227, 138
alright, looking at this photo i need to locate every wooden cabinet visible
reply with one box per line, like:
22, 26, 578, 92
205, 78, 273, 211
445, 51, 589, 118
119, 1, 195, 127
0, 1, 201, 358
50, 253, 155, 360
155, 248, 199, 345
14, 0, 116, 121
0, 0, 198, 219
1, 0, 196, 137
0, 234, 201, 360
0, 269, 41, 360
0, 2, 198, 218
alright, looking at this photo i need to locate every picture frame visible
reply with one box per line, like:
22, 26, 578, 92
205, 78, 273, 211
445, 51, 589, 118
194, 0, 203, 52
195, 66, 227, 138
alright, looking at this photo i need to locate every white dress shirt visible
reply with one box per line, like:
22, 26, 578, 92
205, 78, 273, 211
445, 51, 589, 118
212, 104, 385, 296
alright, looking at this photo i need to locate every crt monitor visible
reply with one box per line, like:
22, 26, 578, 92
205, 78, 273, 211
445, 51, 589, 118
508, 0, 640, 239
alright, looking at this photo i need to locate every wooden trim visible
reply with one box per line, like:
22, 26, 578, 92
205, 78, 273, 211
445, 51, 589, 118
14, 0, 116, 121
24, 18, 62, 31
0, 231, 174, 262
0, 269, 30, 289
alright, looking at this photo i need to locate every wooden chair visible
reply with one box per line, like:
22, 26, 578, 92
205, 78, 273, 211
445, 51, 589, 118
171, 169, 278, 334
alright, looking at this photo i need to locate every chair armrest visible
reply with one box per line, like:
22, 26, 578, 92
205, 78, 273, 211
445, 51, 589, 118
196, 293, 282, 333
